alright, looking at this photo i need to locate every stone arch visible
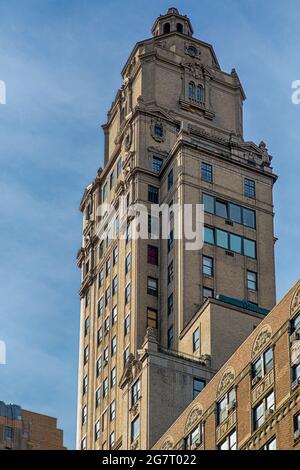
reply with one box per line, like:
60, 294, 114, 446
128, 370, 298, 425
184, 404, 203, 434
252, 324, 272, 359
217, 366, 236, 398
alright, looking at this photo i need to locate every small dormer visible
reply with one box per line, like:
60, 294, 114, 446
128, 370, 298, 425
151, 7, 193, 37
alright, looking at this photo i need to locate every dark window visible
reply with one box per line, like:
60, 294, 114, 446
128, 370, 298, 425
154, 124, 163, 138
110, 171, 114, 190
125, 284, 131, 304
203, 193, 214, 214
147, 277, 158, 296
168, 293, 174, 316
125, 253, 131, 274
148, 185, 159, 203
112, 276, 118, 296
97, 327, 103, 346
244, 238, 256, 258
247, 271, 257, 290
197, 85, 205, 103
110, 400, 116, 421
252, 347, 273, 383
95, 387, 101, 406
229, 234, 242, 254
99, 241, 104, 258
85, 288, 90, 307
109, 431, 115, 449
112, 305, 117, 325
243, 208, 256, 228
113, 246, 118, 265
216, 229, 229, 249
193, 329, 200, 352
294, 412, 300, 436
189, 81, 195, 100
292, 363, 300, 389
106, 258, 111, 277
291, 313, 300, 334
131, 380, 140, 407
148, 245, 158, 265
84, 346, 89, 365
98, 297, 103, 317
131, 416, 140, 443
163, 23, 170, 34
229, 203, 242, 223
84, 317, 89, 337
152, 156, 163, 173
217, 388, 236, 425
168, 169, 174, 190
124, 315, 130, 336
201, 163, 213, 183
203, 287, 214, 300
111, 367, 116, 387
105, 286, 110, 306
111, 336, 117, 356
83, 375, 88, 395
147, 308, 158, 329
204, 226, 215, 245
4, 427, 13, 440
203, 256, 213, 276
168, 229, 174, 252
193, 379, 205, 399
176, 23, 183, 33
244, 178, 256, 198
98, 269, 104, 288
216, 200, 228, 219
168, 261, 174, 284
167, 325, 174, 349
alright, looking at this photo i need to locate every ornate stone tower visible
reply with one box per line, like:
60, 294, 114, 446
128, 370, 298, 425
76, 8, 277, 450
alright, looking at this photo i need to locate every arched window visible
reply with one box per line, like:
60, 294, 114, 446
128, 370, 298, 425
163, 23, 170, 34
189, 81, 195, 100
177, 23, 183, 33
197, 85, 205, 104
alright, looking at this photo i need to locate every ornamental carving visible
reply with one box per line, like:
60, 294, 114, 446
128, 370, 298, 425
118, 353, 142, 389
184, 405, 203, 434
217, 367, 236, 398
291, 287, 300, 318
161, 436, 174, 450
150, 120, 166, 143
252, 325, 272, 359
184, 61, 204, 79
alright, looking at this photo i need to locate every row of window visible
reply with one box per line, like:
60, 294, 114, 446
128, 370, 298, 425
203, 193, 256, 229
204, 226, 256, 258
201, 162, 256, 199
102, 158, 122, 203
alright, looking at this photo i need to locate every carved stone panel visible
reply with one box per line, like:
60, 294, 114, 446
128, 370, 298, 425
291, 287, 300, 318
216, 410, 237, 443
184, 405, 203, 434
217, 367, 236, 398
161, 436, 174, 450
252, 325, 272, 359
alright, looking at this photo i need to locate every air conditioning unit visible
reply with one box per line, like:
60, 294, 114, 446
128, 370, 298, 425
294, 429, 300, 441
252, 376, 262, 387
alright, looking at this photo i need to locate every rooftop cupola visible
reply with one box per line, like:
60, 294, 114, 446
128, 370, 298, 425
151, 7, 194, 37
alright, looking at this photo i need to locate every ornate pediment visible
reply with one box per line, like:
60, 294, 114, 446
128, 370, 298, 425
217, 367, 236, 398
184, 405, 203, 434
291, 286, 300, 318
118, 354, 142, 390
252, 325, 272, 359
161, 436, 174, 450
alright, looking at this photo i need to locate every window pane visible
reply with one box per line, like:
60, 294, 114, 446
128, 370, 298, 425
243, 208, 256, 228
201, 163, 213, 182
229, 203, 242, 224
253, 357, 263, 379
203, 256, 213, 276
204, 227, 214, 245
230, 234, 242, 254
216, 230, 228, 249
266, 392, 274, 411
203, 194, 215, 214
264, 348, 273, 373
244, 239, 256, 258
203, 287, 213, 299
216, 200, 228, 219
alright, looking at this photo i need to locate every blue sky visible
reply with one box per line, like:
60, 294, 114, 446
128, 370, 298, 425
0, 0, 299, 449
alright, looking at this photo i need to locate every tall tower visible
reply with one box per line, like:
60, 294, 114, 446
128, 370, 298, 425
76, 8, 277, 450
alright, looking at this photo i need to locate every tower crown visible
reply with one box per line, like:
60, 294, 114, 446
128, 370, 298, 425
151, 7, 193, 37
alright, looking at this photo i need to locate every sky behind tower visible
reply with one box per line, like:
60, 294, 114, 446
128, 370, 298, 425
0, 0, 299, 449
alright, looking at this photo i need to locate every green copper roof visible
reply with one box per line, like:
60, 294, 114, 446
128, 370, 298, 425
216, 295, 270, 316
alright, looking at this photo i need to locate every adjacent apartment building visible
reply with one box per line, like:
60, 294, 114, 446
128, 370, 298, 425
153, 281, 300, 451
76, 8, 277, 449
0, 401, 66, 450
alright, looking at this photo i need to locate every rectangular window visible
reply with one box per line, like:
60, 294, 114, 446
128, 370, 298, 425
112, 276, 118, 296
148, 185, 159, 203
193, 378, 205, 399
216, 200, 228, 219
291, 313, 300, 334
217, 388, 236, 425
110, 400, 116, 421
244, 238, 256, 258
202, 256, 213, 276
84, 346, 89, 365
229, 203, 242, 224
103, 378, 109, 398
117, 158, 122, 178
98, 297, 103, 317
247, 271, 257, 290
83, 375, 88, 395
148, 215, 159, 239
103, 183, 108, 202
81, 437, 87, 450
124, 346, 130, 365
204, 226, 215, 245
84, 317, 89, 337
216, 229, 229, 249
168, 261, 174, 284
124, 315, 130, 336
292, 363, 300, 389
85, 288, 90, 308
104, 316, 110, 333
111, 367, 116, 387
95, 420, 100, 441
97, 327, 103, 346
109, 432, 115, 449
168, 293, 174, 316
219, 430, 237, 450
147, 308, 158, 329
96, 356, 102, 377
106, 258, 111, 277
98, 269, 104, 288
126, 222, 131, 243
152, 156, 163, 173
131, 379, 141, 407
105, 286, 110, 306
113, 246, 118, 265
95, 387, 101, 408
294, 412, 300, 440
201, 163, 213, 183
185, 424, 203, 450
131, 416, 140, 443
148, 245, 159, 265
112, 305, 117, 325
104, 347, 109, 366
125, 253, 131, 274
203, 193, 215, 214
243, 207, 256, 228
4, 427, 13, 440
253, 391, 275, 430
244, 178, 256, 198
82, 405, 87, 425
203, 287, 214, 300
99, 241, 104, 258
125, 284, 131, 305
261, 437, 276, 450
147, 277, 158, 296
111, 336, 117, 356
193, 329, 200, 352
168, 169, 174, 190
252, 347, 273, 384
229, 234, 242, 254
167, 325, 174, 349
168, 229, 174, 252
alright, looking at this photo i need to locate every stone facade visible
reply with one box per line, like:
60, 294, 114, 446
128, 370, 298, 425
76, 8, 277, 450
153, 282, 300, 451
0, 402, 66, 450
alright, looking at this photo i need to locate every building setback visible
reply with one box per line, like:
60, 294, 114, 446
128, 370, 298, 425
0, 402, 66, 450
76, 8, 278, 449
153, 281, 300, 451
